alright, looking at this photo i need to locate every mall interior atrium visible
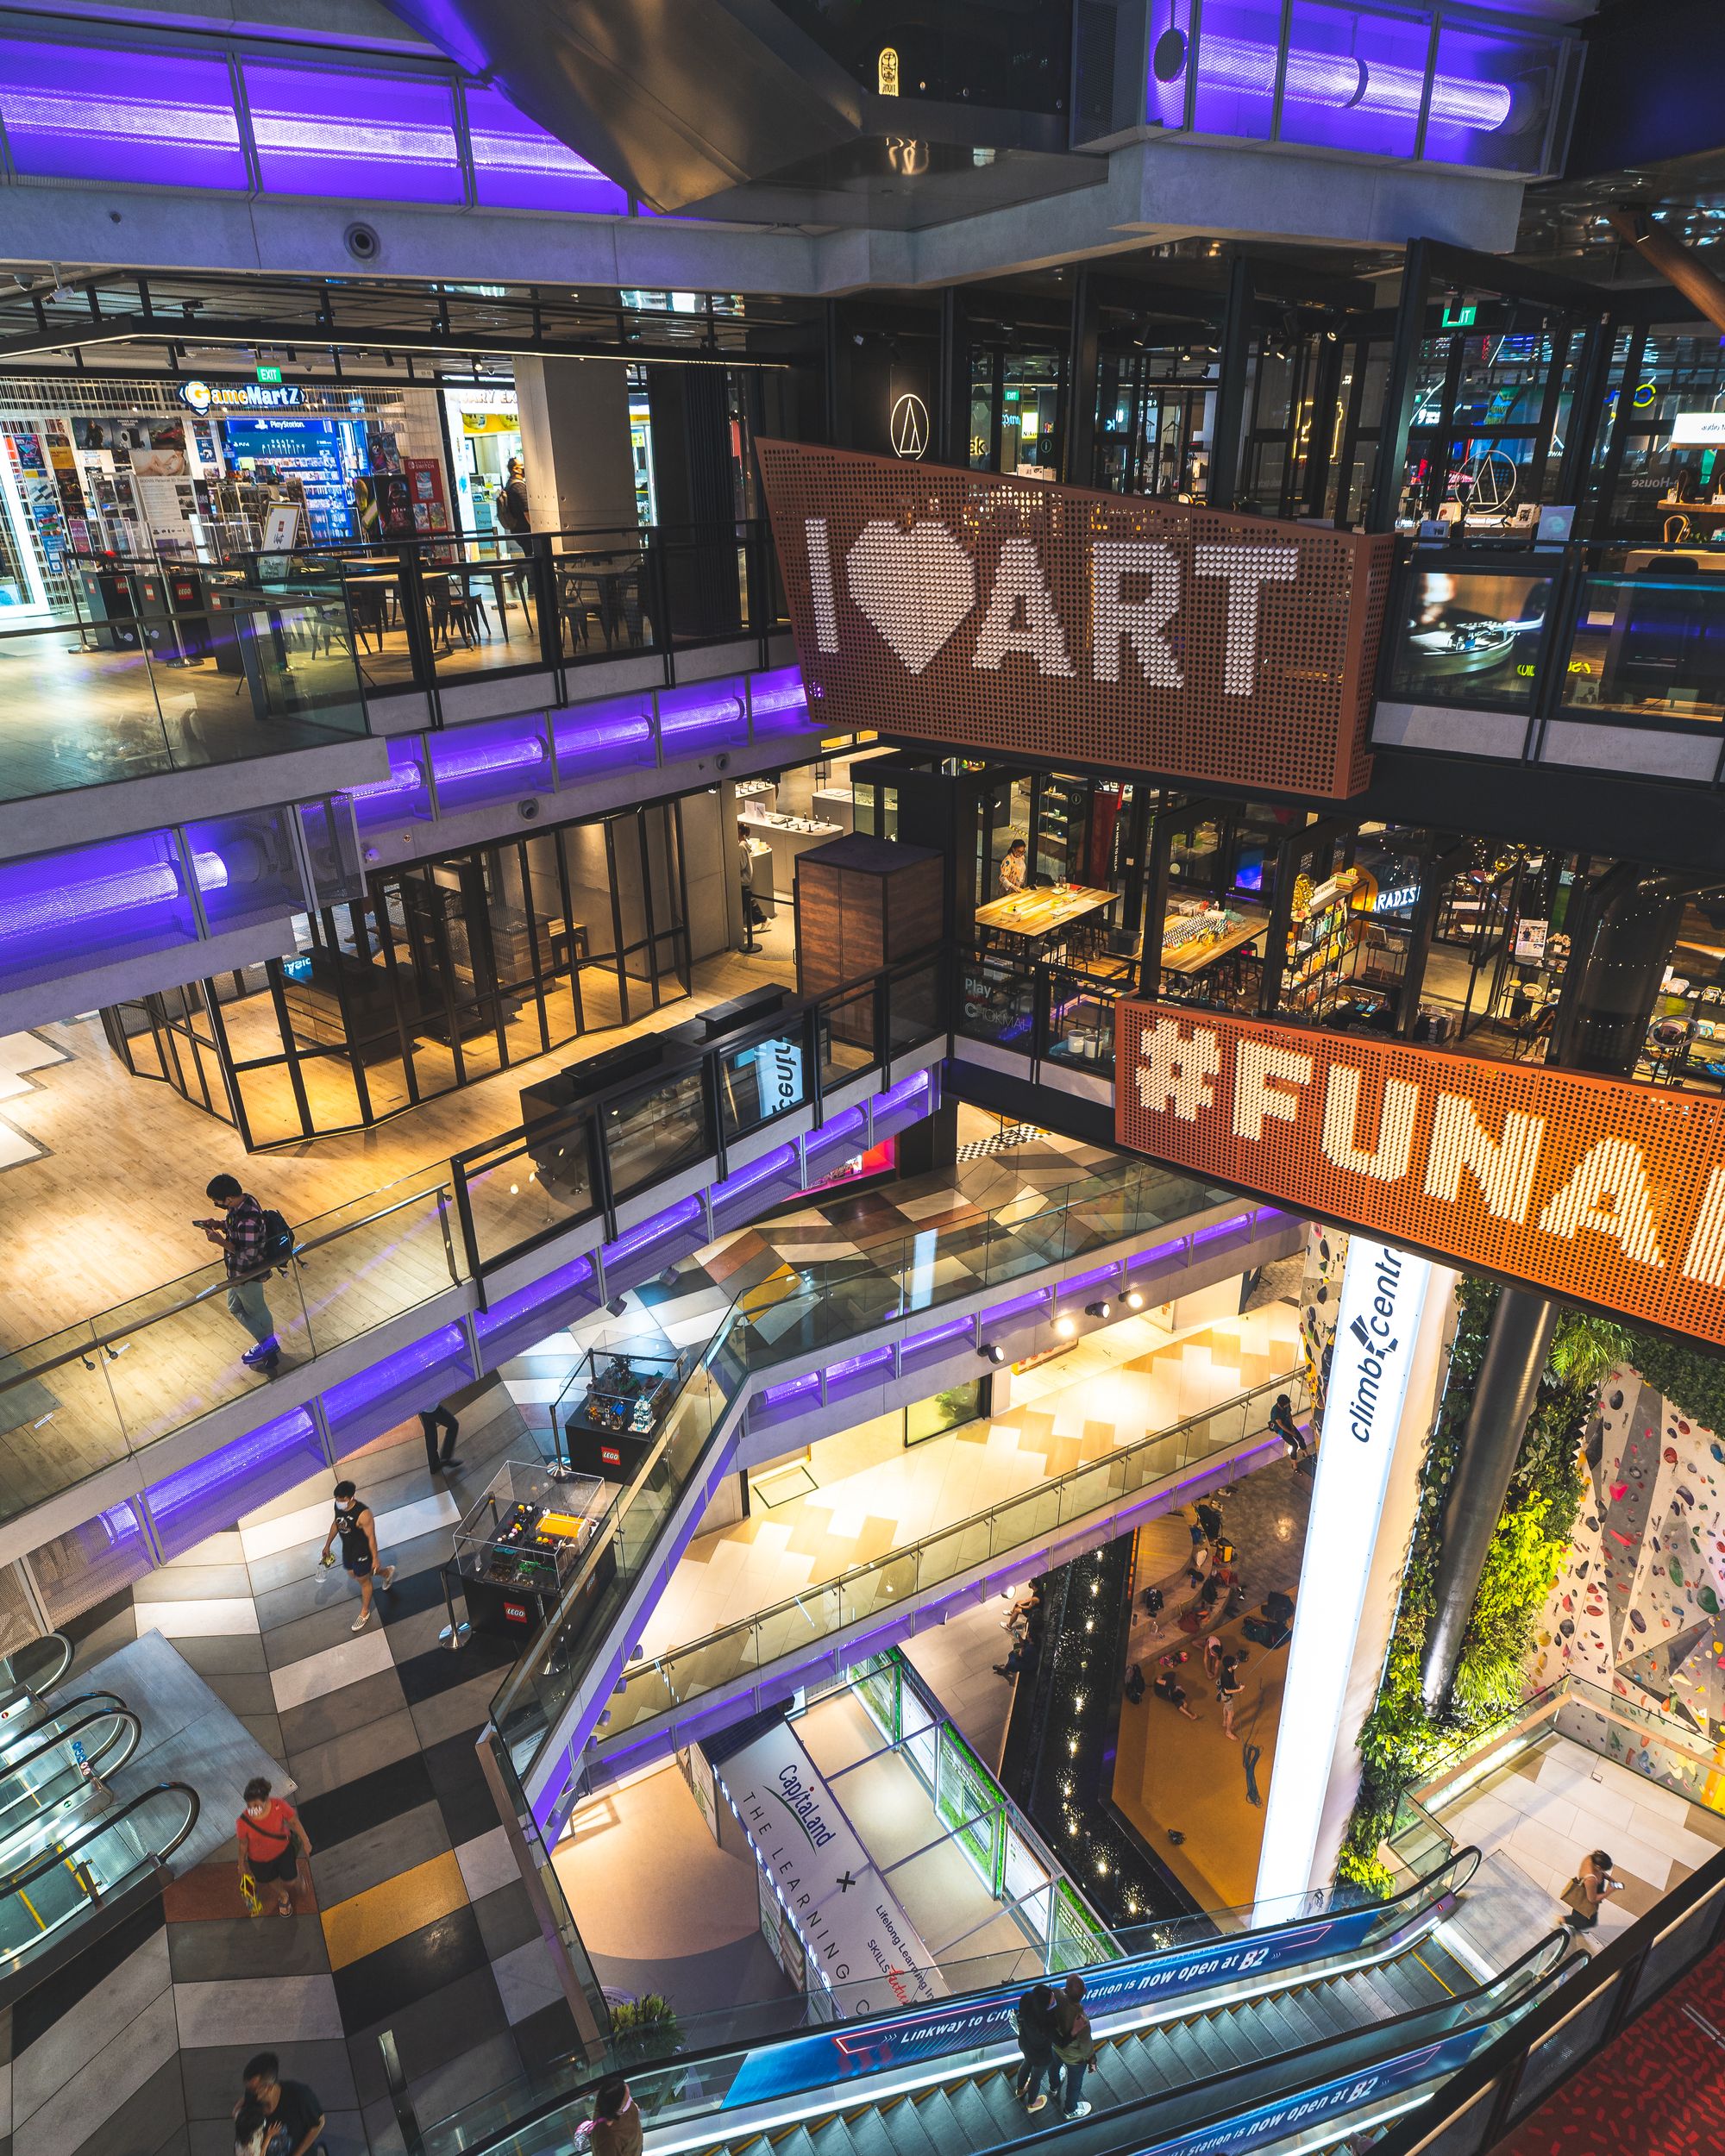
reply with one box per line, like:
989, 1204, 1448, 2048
6, 3, 1725, 2153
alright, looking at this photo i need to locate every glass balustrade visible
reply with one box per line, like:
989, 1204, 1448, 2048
0, 590, 367, 804
598, 1376, 1289, 1747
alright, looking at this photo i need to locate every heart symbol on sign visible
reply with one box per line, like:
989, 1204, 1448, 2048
844, 518, 977, 673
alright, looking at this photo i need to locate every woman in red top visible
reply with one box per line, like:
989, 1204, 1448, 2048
235, 1777, 311, 1917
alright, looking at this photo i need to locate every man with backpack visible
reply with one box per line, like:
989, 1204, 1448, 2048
198, 1175, 292, 1376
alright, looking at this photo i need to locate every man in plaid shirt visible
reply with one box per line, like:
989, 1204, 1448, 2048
198, 1174, 279, 1375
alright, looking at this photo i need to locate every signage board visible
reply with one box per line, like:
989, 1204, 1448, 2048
1670, 411, 1725, 445
1114, 1001, 1725, 1344
721, 1895, 1441, 2111
177, 378, 304, 414
1513, 917, 1549, 964
756, 440, 1392, 800
1255, 1236, 1437, 1902
716, 1723, 944, 2023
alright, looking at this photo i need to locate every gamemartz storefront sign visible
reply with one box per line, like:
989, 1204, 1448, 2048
1115, 1001, 1725, 1346
756, 439, 1393, 801
177, 378, 304, 413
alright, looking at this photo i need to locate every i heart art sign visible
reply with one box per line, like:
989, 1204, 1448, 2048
1116, 1000, 1725, 1346
756, 440, 1394, 800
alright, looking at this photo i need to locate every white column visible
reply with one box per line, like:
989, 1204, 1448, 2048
1254, 1238, 1458, 1908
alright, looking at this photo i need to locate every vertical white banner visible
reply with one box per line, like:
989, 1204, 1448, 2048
1254, 1236, 1446, 1908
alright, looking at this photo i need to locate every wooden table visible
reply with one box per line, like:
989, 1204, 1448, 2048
975, 885, 1117, 945
1159, 908, 1269, 975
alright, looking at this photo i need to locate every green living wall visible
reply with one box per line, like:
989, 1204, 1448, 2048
1336, 1280, 1636, 1895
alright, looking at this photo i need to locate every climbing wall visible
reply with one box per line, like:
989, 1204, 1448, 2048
1533, 1366, 1725, 1760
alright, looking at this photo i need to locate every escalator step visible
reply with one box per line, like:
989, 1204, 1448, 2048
1097, 2041, 1149, 2101
768, 2128, 818, 2156
875, 2098, 940, 2156
1220, 2005, 1276, 2062
1121, 2033, 1176, 2094
1276, 1986, 1333, 2046
914, 2088, 963, 2151
944, 2080, 998, 2148
1251, 1993, 1302, 2056
841, 2108, 906, 2156
807, 2117, 856, 2156
1196, 2009, 1251, 2071
978, 2071, 1029, 2135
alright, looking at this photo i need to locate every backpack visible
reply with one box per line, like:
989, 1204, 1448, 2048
259, 1207, 296, 1270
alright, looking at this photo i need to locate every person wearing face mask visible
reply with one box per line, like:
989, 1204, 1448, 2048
235, 1778, 311, 1918
320, 1480, 397, 1632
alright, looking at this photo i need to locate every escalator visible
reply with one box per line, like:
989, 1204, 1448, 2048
436, 1845, 1571, 2156
0, 1630, 71, 1729
0, 1689, 130, 1773
0, 1781, 198, 2003
0, 1700, 141, 1877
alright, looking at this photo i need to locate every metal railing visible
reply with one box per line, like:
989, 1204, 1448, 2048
415, 1842, 1486, 2156
0, 958, 946, 1531
1373, 1837, 1725, 2154
228, 517, 787, 719
598, 1363, 1308, 1753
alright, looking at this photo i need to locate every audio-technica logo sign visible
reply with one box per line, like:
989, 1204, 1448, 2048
889, 392, 929, 459
177, 378, 304, 414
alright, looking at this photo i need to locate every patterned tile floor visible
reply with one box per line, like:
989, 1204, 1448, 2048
2, 1382, 576, 2156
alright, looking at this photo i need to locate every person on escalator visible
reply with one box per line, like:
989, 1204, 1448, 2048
1052, 1974, 1098, 2119
1013, 1982, 1058, 2111
586, 2076, 643, 2156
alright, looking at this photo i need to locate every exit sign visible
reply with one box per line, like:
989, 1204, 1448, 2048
255, 364, 283, 384
1441, 304, 1477, 329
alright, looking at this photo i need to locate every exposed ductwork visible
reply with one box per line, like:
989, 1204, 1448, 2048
380, 0, 864, 210
1605, 206, 1725, 335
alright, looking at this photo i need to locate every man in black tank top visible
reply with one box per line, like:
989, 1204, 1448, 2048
319, 1480, 397, 1632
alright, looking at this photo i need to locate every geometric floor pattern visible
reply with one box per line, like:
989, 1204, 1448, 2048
1, 1382, 574, 2156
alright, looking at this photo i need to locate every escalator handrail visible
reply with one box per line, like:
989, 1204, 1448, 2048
0, 1632, 72, 1705
0, 1689, 129, 1755
480, 1842, 1485, 2142
0, 1704, 141, 1798
957, 1927, 1577, 2156
0, 1778, 200, 1902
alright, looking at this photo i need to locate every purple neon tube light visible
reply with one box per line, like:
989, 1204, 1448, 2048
1063, 1261, 1122, 1296
602, 1197, 702, 1269
0, 845, 228, 948
348, 736, 548, 800
903, 1315, 975, 1355
323, 1323, 467, 1422
827, 1344, 894, 1385
1161, 31, 1516, 132
712, 1145, 798, 1206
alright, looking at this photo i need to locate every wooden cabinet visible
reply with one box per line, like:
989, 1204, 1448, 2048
794, 833, 944, 1000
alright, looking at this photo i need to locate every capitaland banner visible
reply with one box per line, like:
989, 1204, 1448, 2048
754, 439, 1392, 800
1115, 1001, 1725, 1344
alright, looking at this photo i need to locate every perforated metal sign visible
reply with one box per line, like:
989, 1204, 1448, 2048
756, 440, 1391, 799
1115, 1000, 1725, 1344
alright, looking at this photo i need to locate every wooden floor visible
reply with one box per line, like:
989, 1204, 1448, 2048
0, 923, 799, 1350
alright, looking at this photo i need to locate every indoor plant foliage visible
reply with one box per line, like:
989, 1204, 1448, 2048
608, 1990, 681, 2063
1335, 1282, 1615, 1894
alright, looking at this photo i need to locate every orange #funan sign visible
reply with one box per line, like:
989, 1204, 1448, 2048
1115, 1001, 1725, 1345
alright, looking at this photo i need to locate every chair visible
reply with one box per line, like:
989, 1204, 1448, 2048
429, 575, 483, 651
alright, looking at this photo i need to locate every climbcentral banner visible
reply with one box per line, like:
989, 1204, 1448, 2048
755, 439, 1392, 799
1115, 1000, 1725, 1345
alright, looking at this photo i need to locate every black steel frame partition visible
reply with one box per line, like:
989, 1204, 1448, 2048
1371, 1839, 1725, 2153
229, 517, 787, 724
448, 954, 945, 1300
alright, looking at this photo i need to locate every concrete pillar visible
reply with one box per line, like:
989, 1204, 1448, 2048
1255, 1238, 1458, 1906
512, 357, 639, 538
1420, 1288, 1561, 1713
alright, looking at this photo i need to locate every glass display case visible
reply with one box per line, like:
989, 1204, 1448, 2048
558, 1341, 690, 1481
452, 1459, 609, 1639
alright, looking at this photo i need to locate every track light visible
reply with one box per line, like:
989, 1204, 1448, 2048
1126, 1288, 1145, 1311
979, 1343, 1007, 1364
1056, 1315, 1077, 1339
1084, 1300, 1112, 1319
